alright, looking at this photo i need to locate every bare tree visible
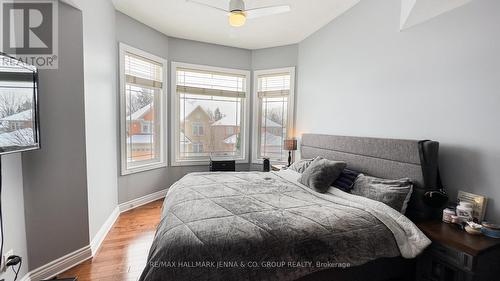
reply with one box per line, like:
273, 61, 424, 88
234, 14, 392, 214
0, 93, 28, 118
205, 107, 224, 122
266, 108, 284, 125
127, 89, 154, 115
2, 129, 33, 146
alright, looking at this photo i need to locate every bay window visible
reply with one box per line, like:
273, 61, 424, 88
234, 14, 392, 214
252, 68, 295, 163
171, 62, 250, 166
119, 43, 167, 175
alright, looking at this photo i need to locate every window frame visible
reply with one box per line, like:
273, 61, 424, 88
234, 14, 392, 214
251, 67, 296, 164
171, 62, 251, 166
119, 43, 168, 175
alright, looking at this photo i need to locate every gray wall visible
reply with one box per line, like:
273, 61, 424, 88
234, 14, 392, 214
77, 0, 119, 241
296, 0, 500, 221
116, 12, 297, 203
0, 155, 29, 279
116, 12, 253, 203
252, 45, 298, 70
22, 2, 89, 269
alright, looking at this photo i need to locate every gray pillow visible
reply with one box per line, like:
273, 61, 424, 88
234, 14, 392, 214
298, 157, 346, 193
288, 158, 315, 173
351, 174, 413, 213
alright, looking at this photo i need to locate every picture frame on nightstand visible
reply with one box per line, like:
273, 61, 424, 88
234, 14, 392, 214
457, 191, 488, 222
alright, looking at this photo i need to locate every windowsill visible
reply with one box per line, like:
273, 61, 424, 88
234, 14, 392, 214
171, 158, 249, 167
121, 162, 167, 176
251, 159, 287, 165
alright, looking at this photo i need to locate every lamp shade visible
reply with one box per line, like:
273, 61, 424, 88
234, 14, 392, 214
284, 139, 297, 151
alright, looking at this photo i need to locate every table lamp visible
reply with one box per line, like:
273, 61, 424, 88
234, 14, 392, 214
284, 139, 297, 167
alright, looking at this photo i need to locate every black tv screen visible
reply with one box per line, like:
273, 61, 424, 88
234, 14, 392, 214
0, 53, 40, 155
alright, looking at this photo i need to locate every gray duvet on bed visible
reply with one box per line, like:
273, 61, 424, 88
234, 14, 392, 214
139, 171, 430, 281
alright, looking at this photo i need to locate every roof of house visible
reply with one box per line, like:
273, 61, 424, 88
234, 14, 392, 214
183, 105, 210, 122
260, 118, 282, 128
211, 115, 282, 128
0, 109, 32, 121
261, 132, 283, 146
128, 105, 152, 121
180, 132, 191, 144
211, 114, 239, 126
223, 134, 238, 144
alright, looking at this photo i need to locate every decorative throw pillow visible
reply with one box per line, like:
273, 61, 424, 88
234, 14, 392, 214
299, 157, 347, 193
288, 158, 315, 173
351, 174, 413, 213
333, 168, 361, 192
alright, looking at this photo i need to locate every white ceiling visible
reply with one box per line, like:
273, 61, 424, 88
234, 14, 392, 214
111, 0, 361, 50
400, 0, 473, 29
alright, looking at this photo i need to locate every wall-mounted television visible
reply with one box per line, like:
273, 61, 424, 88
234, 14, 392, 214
0, 53, 40, 155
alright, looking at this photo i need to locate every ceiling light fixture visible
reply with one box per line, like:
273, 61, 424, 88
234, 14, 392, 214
229, 11, 246, 27
187, 0, 291, 28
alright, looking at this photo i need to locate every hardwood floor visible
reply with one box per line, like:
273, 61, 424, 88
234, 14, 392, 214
57, 199, 163, 281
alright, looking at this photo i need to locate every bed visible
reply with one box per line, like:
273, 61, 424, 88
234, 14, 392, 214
139, 134, 441, 281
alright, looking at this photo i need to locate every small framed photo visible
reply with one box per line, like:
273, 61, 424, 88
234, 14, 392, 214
457, 191, 488, 222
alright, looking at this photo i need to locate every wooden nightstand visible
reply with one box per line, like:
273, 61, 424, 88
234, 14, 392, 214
416, 221, 500, 281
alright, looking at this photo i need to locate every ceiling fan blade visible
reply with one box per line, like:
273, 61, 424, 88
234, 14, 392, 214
186, 0, 228, 13
245, 5, 291, 19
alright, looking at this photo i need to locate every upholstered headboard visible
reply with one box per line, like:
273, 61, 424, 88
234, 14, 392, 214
301, 134, 441, 221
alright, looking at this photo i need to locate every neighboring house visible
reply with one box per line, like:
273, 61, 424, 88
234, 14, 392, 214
127, 105, 154, 135
126, 105, 156, 160
211, 114, 241, 155
259, 117, 285, 159
0, 109, 33, 133
261, 117, 283, 137
126, 104, 286, 159
180, 105, 212, 156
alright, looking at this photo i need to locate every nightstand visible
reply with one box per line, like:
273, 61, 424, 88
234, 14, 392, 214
271, 164, 286, 171
416, 221, 500, 281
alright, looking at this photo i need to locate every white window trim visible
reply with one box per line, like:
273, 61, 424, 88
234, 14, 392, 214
171, 62, 251, 166
251, 67, 296, 164
119, 43, 168, 175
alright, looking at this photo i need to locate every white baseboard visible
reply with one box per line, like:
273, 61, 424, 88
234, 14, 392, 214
119, 189, 168, 213
90, 206, 120, 256
20, 189, 167, 281
21, 246, 92, 281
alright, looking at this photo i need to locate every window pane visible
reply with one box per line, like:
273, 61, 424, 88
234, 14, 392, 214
175, 67, 246, 162
0, 82, 36, 148
122, 49, 164, 172
179, 92, 242, 160
125, 85, 161, 165
257, 72, 292, 162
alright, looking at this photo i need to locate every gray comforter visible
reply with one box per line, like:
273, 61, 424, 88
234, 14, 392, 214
140, 170, 430, 281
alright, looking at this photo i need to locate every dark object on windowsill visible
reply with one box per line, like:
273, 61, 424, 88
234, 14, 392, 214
283, 139, 297, 166
263, 158, 270, 172
209, 159, 235, 172
416, 221, 500, 281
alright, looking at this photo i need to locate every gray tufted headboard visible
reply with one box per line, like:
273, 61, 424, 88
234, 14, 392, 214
301, 134, 441, 221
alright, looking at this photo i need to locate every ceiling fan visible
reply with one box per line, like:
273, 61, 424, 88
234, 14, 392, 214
186, 0, 291, 27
